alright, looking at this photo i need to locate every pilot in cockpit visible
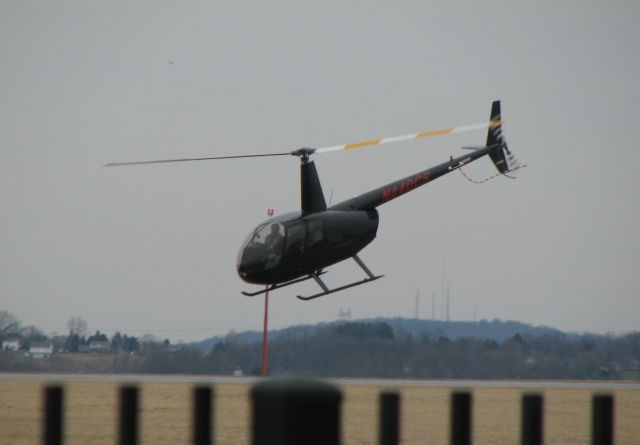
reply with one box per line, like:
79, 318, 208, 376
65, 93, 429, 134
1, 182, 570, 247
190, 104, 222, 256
264, 224, 285, 269
265, 224, 284, 252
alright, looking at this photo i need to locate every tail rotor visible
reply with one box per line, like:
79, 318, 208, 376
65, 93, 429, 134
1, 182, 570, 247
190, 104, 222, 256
487, 100, 524, 178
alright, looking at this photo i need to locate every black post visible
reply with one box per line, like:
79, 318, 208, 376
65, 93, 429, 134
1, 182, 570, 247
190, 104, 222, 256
379, 392, 400, 445
521, 394, 543, 445
44, 386, 63, 445
451, 392, 472, 445
193, 386, 213, 445
119, 386, 139, 445
251, 378, 342, 445
592, 394, 614, 445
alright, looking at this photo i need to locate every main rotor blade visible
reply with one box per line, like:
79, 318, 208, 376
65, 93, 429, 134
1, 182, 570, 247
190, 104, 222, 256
105, 119, 501, 166
314, 120, 501, 154
104, 152, 291, 167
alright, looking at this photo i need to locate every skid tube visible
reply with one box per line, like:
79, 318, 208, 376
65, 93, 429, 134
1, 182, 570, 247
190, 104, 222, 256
297, 254, 383, 301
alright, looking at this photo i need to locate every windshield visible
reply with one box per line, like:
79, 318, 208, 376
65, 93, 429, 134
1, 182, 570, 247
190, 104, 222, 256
238, 222, 286, 271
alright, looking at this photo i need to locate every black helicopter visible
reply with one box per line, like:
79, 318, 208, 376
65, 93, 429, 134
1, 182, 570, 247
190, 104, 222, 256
107, 100, 522, 300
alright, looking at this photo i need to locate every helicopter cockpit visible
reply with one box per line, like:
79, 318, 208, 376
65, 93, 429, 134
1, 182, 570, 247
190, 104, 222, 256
237, 222, 287, 277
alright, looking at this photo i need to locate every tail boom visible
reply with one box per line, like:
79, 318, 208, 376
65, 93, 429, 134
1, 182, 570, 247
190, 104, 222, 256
330, 144, 496, 211
331, 100, 522, 211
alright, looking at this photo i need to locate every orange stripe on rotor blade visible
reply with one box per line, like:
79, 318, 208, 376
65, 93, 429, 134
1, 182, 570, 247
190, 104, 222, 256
416, 128, 453, 138
345, 139, 382, 149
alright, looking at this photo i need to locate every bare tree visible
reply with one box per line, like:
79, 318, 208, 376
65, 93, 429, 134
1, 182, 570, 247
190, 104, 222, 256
67, 316, 88, 336
0, 311, 21, 338
140, 333, 159, 344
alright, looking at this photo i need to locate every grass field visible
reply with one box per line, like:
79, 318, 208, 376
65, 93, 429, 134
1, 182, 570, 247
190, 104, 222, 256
0, 379, 638, 445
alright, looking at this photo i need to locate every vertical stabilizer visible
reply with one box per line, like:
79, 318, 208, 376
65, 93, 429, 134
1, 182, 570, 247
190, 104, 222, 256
487, 100, 521, 174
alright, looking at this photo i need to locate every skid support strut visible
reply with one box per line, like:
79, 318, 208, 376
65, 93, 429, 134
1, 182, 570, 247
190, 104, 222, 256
297, 255, 383, 301
353, 254, 376, 279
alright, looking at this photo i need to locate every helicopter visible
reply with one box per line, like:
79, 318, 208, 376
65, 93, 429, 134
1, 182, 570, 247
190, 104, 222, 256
106, 100, 522, 300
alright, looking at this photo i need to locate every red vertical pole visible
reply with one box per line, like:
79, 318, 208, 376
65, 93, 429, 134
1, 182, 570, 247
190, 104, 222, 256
261, 286, 269, 376
261, 208, 274, 378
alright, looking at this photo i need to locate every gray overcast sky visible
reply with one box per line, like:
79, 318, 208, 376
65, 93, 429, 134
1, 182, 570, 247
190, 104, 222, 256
1, 1, 639, 342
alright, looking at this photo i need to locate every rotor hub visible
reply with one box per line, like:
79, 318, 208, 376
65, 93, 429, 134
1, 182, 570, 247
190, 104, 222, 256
291, 147, 317, 162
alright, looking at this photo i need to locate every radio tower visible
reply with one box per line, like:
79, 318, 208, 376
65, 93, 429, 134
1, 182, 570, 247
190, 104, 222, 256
339, 308, 352, 320
414, 288, 420, 319
446, 285, 451, 322
432, 293, 436, 321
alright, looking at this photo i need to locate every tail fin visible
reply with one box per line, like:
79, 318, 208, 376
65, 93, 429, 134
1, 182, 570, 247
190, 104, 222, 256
487, 100, 522, 176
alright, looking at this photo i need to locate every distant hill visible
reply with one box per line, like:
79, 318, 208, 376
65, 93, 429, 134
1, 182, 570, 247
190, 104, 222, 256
190, 318, 563, 352
3, 315, 634, 379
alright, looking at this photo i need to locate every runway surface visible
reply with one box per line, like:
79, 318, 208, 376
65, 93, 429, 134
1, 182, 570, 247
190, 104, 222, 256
1, 373, 639, 389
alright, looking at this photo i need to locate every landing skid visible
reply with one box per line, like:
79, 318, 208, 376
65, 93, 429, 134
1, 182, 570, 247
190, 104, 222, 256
297, 254, 383, 301
241, 271, 327, 297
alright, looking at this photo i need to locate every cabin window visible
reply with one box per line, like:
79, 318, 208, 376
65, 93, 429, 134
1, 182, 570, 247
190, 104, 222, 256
305, 219, 323, 246
285, 221, 305, 254
263, 223, 285, 252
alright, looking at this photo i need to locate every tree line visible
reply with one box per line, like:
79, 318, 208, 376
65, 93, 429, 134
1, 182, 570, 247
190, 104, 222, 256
197, 321, 640, 379
1, 310, 639, 379
0, 311, 166, 357
117, 321, 640, 378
